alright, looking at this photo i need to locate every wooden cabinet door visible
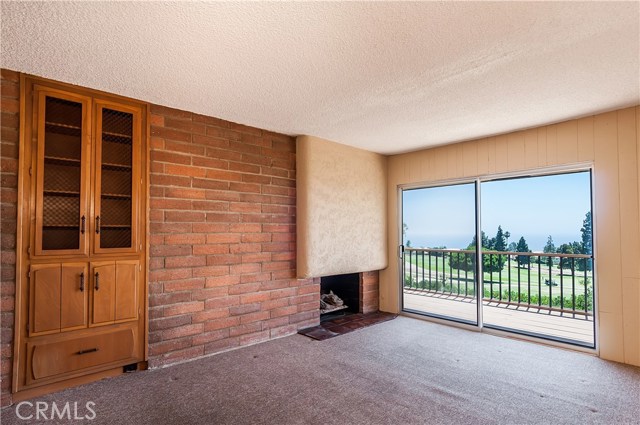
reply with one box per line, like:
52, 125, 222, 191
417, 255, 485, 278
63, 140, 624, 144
61, 263, 88, 330
115, 260, 138, 322
33, 87, 91, 256
91, 262, 116, 326
93, 101, 141, 255
29, 264, 61, 335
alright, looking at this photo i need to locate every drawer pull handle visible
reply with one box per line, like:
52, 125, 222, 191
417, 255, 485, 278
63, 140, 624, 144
95, 272, 99, 291
79, 272, 85, 292
96, 216, 101, 234
76, 348, 99, 355
81, 215, 86, 234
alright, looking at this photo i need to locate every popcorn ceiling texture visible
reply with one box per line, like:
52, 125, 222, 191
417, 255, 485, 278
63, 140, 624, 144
1, 2, 638, 154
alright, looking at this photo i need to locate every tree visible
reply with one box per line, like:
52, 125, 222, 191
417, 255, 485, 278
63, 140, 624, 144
508, 242, 517, 252
543, 236, 556, 254
448, 249, 474, 271
469, 231, 490, 249
557, 242, 582, 270
403, 222, 409, 245
515, 236, 531, 267
494, 226, 507, 252
504, 231, 511, 248
578, 212, 592, 271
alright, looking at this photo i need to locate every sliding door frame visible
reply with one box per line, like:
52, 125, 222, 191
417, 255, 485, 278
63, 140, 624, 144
397, 163, 598, 353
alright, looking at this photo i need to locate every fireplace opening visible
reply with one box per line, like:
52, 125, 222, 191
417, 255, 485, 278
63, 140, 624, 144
320, 273, 360, 321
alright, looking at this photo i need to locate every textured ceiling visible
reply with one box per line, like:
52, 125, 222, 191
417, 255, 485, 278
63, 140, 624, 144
1, 2, 639, 154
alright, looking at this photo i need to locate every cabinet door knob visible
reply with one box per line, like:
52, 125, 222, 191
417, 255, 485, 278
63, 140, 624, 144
79, 272, 85, 292
95, 272, 99, 291
95, 216, 101, 234
81, 215, 86, 234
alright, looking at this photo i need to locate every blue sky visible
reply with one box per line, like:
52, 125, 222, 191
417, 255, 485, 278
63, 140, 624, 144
402, 171, 591, 251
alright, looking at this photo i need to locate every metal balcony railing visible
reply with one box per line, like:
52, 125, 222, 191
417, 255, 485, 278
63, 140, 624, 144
403, 248, 593, 319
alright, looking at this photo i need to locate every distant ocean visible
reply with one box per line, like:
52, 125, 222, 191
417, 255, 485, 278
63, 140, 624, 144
406, 233, 582, 252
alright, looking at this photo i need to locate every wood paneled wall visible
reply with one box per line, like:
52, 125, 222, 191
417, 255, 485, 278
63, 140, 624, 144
382, 106, 640, 366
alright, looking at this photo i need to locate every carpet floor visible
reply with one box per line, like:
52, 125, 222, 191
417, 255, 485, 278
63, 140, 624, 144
2, 316, 639, 425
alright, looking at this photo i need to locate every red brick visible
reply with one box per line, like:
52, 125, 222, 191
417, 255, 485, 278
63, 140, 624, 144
205, 296, 240, 310
206, 254, 241, 265
204, 337, 240, 355
165, 233, 206, 245
204, 316, 240, 332
149, 315, 192, 331
270, 305, 298, 318
229, 323, 262, 337
239, 311, 270, 325
164, 256, 206, 269
192, 265, 229, 278
191, 308, 229, 323
239, 330, 270, 345
165, 211, 206, 223
165, 163, 206, 178
151, 126, 192, 143
163, 301, 204, 317
192, 244, 229, 255
163, 278, 205, 293
192, 329, 229, 346
206, 274, 241, 287
192, 177, 229, 191
151, 150, 191, 165
161, 323, 204, 340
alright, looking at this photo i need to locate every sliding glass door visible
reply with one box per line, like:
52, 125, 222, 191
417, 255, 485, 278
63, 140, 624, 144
401, 182, 478, 325
400, 170, 595, 348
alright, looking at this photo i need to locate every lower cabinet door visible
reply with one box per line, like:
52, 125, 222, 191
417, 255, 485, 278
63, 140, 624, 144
61, 263, 88, 330
30, 264, 61, 335
91, 262, 116, 325
91, 260, 139, 326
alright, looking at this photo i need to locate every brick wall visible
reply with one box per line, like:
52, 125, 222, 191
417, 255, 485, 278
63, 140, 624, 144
147, 105, 319, 367
0, 69, 19, 406
360, 271, 380, 314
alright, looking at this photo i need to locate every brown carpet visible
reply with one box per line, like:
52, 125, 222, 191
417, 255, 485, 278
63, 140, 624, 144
2, 316, 639, 424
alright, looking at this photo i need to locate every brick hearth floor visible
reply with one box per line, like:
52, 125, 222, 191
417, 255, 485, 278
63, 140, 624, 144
298, 311, 397, 340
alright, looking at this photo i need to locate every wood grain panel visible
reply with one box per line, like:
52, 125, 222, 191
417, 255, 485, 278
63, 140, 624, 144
593, 111, 622, 314
61, 263, 88, 330
577, 116, 595, 162
617, 108, 640, 279
30, 264, 61, 335
507, 131, 525, 171
91, 262, 116, 325
494, 135, 508, 173
486, 137, 497, 174
598, 311, 625, 363
463, 141, 478, 177
476, 138, 489, 176
115, 260, 138, 321
621, 278, 640, 366
524, 129, 538, 169
556, 120, 578, 164
537, 127, 547, 166
546, 125, 558, 165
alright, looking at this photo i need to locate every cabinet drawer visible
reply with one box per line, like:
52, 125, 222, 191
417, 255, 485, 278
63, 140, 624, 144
28, 328, 135, 382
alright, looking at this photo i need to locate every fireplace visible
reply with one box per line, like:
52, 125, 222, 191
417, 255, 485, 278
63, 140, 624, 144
319, 271, 380, 320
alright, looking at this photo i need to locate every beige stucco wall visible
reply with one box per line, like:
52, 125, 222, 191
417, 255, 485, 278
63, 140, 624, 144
297, 135, 388, 278
381, 106, 640, 366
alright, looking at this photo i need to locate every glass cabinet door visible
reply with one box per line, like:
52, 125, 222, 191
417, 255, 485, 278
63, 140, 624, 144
34, 90, 91, 256
93, 103, 140, 254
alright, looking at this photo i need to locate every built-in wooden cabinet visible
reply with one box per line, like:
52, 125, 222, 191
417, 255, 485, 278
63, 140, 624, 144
14, 76, 147, 396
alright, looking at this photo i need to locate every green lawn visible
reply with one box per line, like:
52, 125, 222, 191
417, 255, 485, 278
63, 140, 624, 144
404, 254, 592, 299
